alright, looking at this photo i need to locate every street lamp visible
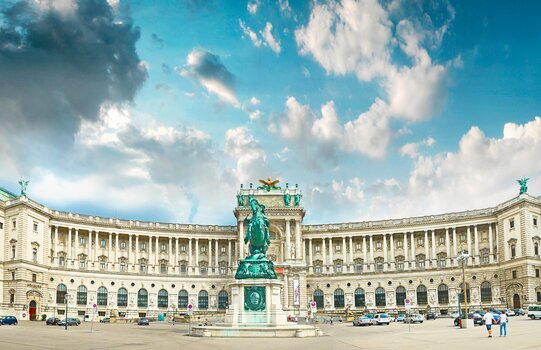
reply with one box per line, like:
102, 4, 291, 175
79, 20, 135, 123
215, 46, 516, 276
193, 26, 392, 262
455, 251, 470, 328
64, 293, 70, 331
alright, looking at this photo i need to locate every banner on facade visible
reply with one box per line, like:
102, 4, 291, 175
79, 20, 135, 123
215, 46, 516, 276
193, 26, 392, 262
293, 279, 300, 306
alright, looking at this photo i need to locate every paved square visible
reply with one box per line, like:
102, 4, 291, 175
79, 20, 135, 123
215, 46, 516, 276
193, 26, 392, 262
1, 317, 540, 350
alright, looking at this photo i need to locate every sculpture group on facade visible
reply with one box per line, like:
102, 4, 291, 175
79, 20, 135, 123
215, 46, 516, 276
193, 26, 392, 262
518, 178, 529, 195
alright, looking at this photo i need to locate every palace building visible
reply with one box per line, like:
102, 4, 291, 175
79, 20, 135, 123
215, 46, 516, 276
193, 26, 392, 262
1, 181, 541, 320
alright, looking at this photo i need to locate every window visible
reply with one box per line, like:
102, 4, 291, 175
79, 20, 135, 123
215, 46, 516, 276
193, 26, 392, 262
335, 244, 341, 252
220, 246, 226, 254
535, 243, 539, 256
141, 242, 147, 251
11, 271, 15, 280
201, 246, 206, 253
356, 263, 363, 273
481, 281, 492, 303
138, 289, 148, 307
32, 273, 36, 282
418, 260, 425, 269
198, 290, 209, 309
57, 284, 67, 304
334, 288, 345, 308
460, 233, 466, 242
395, 286, 406, 306
218, 290, 229, 309
59, 256, 65, 266
397, 261, 404, 270
355, 242, 361, 251
33, 222, 38, 232
97, 287, 108, 306
160, 264, 167, 274
120, 262, 126, 272
79, 259, 86, 269
314, 265, 322, 273
200, 263, 208, 274
538, 292, 541, 303
0, 222, 3, 229
536, 269, 540, 278
220, 266, 227, 275
417, 238, 424, 247
510, 219, 515, 229
100, 261, 106, 270
534, 217, 538, 227
12, 220, 16, 230
32, 248, 37, 261
77, 285, 87, 305
438, 284, 449, 304
397, 240, 403, 248
140, 264, 147, 273
178, 290, 188, 308
11, 246, 15, 259
315, 245, 321, 253
100, 239, 106, 248
375, 287, 386, 307
161, 244, 166, 252
80, 237, 86, 245
417, 285, 428, 305
512, 270, 517, 279
314, 289, 324, 309
117, 288, 128, 307
180, 264, 187, 273
511, 244, 516, 258
10, 293, 15, 304
158, 289, 168, 308
375, 241, 382, 250
180, 245, 186, 252
120, 241, 127, 249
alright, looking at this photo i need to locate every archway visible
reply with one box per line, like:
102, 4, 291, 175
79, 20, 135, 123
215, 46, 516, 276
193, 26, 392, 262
513, 293, 521, 308
29, 300, 37, 321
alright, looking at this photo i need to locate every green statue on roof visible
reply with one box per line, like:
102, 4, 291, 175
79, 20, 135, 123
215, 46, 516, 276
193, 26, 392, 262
517, 178, 529, 195
18, 178, 29, 197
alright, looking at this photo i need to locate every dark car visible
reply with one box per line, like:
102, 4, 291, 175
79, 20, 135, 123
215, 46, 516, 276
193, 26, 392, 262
137, 317, 150, 326
426, 312, 437, 320
0, 316, 18, 325
57, 317, 80, 326
513, 308, 525, 316
453, 313, 484, 326
46, 317, 61, 325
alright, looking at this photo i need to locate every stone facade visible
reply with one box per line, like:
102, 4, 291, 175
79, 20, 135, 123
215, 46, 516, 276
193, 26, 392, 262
1, 184, 541, 320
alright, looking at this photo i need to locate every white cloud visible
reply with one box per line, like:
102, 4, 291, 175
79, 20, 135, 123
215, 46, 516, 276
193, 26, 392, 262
261, 22, 281, 54
247, 0, 260, 15
224, 126, 269, 183
239, 19, 262, 47
278, 0, 291, 15
250, 97, 260, 105
274, 147, 290, 161
399, 137, 436, 158
249, 109, 262, 121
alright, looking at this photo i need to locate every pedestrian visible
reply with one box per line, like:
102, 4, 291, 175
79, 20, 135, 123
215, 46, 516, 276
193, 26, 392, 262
482, 309, 495, 338
499, 311, 508, 337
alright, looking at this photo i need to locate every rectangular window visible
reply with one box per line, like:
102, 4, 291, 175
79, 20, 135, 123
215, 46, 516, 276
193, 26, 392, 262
356, 264, 363, 272
510, 219, 515, 229
12, 271, 15, 280
161, 244, 166, 252
314, 265, 322, 273
160, 264, 167, 273
200, 266, 208, 274
98, 311, 106, 317
32, 248, 37, 261
141, 242, 147, 251
11, 246, 16, 259
0, 222, 3, 229
315, 245, 321, 253
12, 220, 16, 230
80, 237, 86, 245
355, 242, 361, 251
100, 239, 107, 248
397, 240, 403, 248
534, 217, 538, 227
59, 256, 65, 266
33, 222, 38, 232
10, 294, 15, 304
536, 269, 540, 278
120, 241, 126, 249
57, 310, 65, 315
397, 262, 404, 270
418, 261, 425, 269
417, 238, 424, 247
120, 263, 126, 272
375, 242, 382, 250
32, 273, 37, 282
100, 261, 106, 270
335, 244, 341, 252
220, 246, 226, 254
180, 245, 186, 252
79, 260, 85, 269
78, 310, 86, 316
438, 259, 446, 268
180, 264, 187, 273
482, 255, 489, 264
512, 270, 517, 279
439, 236, 445, 245
201, 246, 207, 253
140, 264, 147, 273
220, 267, 227, 275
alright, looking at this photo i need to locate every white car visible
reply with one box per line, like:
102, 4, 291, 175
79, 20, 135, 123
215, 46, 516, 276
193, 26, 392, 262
372, 313, 391, 325
506, 309, 516, 316
451, 312, 460, 319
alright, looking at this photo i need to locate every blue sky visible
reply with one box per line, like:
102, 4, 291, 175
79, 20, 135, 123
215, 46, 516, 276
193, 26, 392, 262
1, 0, 541, 225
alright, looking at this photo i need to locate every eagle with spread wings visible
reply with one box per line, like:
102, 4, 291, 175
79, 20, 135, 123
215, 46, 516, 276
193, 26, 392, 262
258, 177, 281, 191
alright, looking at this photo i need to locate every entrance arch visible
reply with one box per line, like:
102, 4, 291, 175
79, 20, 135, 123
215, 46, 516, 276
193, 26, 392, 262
29, 300, 37, 320
513, 293, 521, 308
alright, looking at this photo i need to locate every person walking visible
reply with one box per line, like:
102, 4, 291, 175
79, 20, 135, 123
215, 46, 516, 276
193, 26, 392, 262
482, 309, 495, 338
499, 311, 508, 337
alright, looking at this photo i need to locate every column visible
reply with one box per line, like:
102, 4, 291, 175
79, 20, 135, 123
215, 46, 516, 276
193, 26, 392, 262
228, 239, 232, 267
362, 236, 367, 264
410, 232, 415, 268
74, 229, 79, 261
369, 235, 374, 263
329, 237, 333, 266
284, 274, 289, 309
466, 226, 472, 264
404, 232, 408, 262
135, 234, 139, 265
128, 234, 132, 265
169, 237, 173, 267
383, 234, 388, 263
349, 236, 354, 267
452, 228, 457, 265
214, 239, 219, 270
474, 225, 479, 261
424, 230, 429, 261
431, 230, 436, 264
108, 232, 112, 267
238, 220, 244, 260
308, 238, 313, 266
115, 233, 119, 266
188, 238, 193, 268
285, 219, 291, 260
488, 224, 494, 263
87, 231, 92, 263
155, 236, 159, 266
322, 238, 326, 267
54, 226, 59, 264
295, 220, 301, 260
208, 239, 212, 269
175, 238, 179, 269
390, 234, 395, 264
495, 224, 499, 262
445, 228, 450, 266
195, 238, 199, 272
94, 231, 99, 262
67, 228, 72, 261
342, 236, 347, 265
148, 236, 153, 267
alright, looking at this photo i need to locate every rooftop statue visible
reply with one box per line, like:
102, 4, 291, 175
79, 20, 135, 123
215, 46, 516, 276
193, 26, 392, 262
257, 177, 281, 192
284, 192, 291, 207
18, 178, 29, 197
518, 178, 529, 195
294, 192, 302, 207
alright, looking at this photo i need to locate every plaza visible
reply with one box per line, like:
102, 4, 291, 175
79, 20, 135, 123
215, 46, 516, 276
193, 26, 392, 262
1, 317, 540, 350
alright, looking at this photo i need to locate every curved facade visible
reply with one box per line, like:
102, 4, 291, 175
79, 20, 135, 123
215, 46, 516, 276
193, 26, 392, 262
1, 184, 541, 320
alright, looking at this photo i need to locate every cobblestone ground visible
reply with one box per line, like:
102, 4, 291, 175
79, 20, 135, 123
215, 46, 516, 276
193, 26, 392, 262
1, 317, 540, 350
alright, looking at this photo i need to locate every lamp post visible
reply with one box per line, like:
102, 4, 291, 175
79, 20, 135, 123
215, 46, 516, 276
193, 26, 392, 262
64, 293, 70, 331
455, 251, 470, 328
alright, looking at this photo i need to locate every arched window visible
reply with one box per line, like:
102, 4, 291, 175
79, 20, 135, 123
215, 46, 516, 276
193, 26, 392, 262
313, 289, 324, 309
438, 284, 449, 304
56, 284, 67, 304
459, 283, 471, 303
117, 288, 128, 307
334, 288, 345, 308
417, 285, 427, 305
97, 286, 108, 306
218, 290, 228, 309
76, 285, 87, 305
396, 286, 406, 306
354, 288, 365, 307
158, 289, 168, 308
375, 287, 386, 307
535, 242, 539, 256
138, 289, 148, 308
198, 290, 208, 309
178, 290, 188, 308
481, 281, 492, 303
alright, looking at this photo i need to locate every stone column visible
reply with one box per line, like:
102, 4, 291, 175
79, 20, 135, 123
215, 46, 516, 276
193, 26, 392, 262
404, 232, 408, 262
74, 229, 79, 261
156, 236, 160, 266
329, 237, 334, 267
445, 228, 450, 258
228, 239, 232, 267
67, 228, 72, 261
308, 238, 313, 266
474, 225, 479, 262
94, 231, 99, 262
466, 226, 472, 264
369, 235, 374, 264
424, 230, 429, 261
88, 231, 92, 263
128, 234, 132, 265
238, 220, 244, 260
108, 232, 112, 267
322, 238, 326, 267
148, 236, 153, 267
284, 274, 289, 309
431, 230, 436, 264
175, 238, 179, 269
54, 226, 59, 265
410, 232, 416, 268
115, 233, 119, 267
383, 234, 388, 263
285, 219, 291, 261
362, 236, 367, 264
169, 237, 173, 267
295, 220, 301, 260
390, 234, 395, 265
349, 236, 354, 267
215, 239, 219, 270
135, 235, 139, 265
488, 224, 494, 263
342, 236, 347, 265
208, 239, 212, 269
452, 228, 457, 265
195, 238, 199, 273
188, 238, 193, 268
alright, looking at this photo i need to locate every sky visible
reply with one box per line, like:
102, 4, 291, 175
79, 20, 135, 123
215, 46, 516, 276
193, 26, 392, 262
1, 0, 541, 225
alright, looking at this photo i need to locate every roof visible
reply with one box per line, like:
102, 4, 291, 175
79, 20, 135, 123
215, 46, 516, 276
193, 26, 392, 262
0, 186, 18, 201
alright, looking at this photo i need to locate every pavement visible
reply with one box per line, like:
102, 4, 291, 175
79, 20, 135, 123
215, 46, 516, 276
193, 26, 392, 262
1, 317, 540, 350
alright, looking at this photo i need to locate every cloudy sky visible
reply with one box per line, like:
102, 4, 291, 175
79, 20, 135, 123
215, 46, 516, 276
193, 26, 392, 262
1, 0, 541, 225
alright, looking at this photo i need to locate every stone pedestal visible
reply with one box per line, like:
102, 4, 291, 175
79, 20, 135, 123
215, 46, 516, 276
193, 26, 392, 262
461, 318, 475, 328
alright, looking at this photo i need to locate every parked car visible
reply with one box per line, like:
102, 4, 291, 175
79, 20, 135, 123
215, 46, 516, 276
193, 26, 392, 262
450, 311, 460, 319
46, 317, 61, 325
506, 309, 516, 316
426, 312, 437, 320
137, 317, 150, 326
513, 308, 525, 316
396, 314, 406, 322
100, 317, 110, 323
527, 305, 541, 319
404, 313, 424, 324
57, 317, 80, 326
372, 313, 391, 325
453, 313, 484, 326
353, 314, 374, 326
0, 316, 18, 325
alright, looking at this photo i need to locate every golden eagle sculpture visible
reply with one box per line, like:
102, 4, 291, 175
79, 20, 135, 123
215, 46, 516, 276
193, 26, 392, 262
258, 177, 281, 191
